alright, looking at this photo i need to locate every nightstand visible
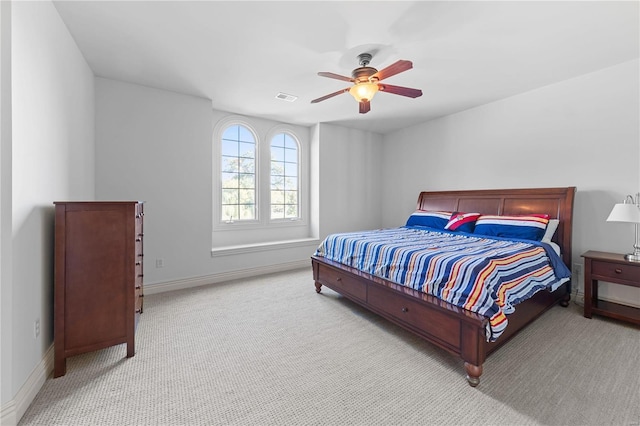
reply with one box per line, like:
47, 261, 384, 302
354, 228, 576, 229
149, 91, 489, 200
581, 251, 640, 325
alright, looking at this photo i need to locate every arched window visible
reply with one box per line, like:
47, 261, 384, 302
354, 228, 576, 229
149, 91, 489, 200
220, 124, 256, 222
212, 116, 309, 250
270, 133, 299, 220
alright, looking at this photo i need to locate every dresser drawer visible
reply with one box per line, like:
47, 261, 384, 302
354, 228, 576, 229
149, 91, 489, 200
368, 284, 460, 348
316, 264, 367, 302
591, 260, 639, 284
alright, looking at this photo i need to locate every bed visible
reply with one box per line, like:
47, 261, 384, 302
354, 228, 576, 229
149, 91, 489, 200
311, 187, 576, 387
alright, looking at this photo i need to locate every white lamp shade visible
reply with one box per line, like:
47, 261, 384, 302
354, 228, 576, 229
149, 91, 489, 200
606, 203, 640, 223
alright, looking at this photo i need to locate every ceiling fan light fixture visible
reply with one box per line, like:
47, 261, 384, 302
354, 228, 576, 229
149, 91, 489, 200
349, 82, 379, 103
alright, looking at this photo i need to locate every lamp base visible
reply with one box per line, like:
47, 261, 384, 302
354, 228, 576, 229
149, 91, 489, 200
625, 253, 640, 262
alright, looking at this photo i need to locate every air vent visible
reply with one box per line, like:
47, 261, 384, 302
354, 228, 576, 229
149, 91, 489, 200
275, 92, 298, 102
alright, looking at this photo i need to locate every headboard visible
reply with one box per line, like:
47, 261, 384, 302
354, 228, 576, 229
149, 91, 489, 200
416, 187, 576, 269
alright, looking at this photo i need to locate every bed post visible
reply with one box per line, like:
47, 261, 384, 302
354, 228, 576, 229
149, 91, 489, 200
464, 363, 483, 387
312, 260, 322, 293
461, 321, 487, 387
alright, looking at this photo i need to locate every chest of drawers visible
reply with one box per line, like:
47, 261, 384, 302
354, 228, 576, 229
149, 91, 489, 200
53, 201, 144, 377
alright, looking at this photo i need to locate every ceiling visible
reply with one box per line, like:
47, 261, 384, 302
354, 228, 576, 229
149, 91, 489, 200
52, 1, 639, 134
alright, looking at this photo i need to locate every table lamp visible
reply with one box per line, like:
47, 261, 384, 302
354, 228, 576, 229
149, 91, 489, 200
606, 193, 640, 262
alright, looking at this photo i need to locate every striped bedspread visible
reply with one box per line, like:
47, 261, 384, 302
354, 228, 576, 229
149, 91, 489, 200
314, 226, 571, 342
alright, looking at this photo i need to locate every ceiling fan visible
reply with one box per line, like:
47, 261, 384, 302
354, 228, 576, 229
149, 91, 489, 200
311, 53, 423, 114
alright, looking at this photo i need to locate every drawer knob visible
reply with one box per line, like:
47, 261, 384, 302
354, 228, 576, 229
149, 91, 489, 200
401, 307, 409, 313
136, 238, 142, 242
614, 268, 622, 274
336, 277, 342, 282
138, 274, 144, 278
136, 262, 141, 266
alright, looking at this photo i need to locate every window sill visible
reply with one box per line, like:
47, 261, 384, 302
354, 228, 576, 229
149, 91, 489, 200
211, 237, 320, 257
212, 220, 308, 232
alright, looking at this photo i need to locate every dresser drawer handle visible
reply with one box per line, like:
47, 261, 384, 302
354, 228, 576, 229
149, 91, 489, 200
135, 285, 141, 290
614, 268, 622, 274
136, 238, 142, 242
138, 253, 144, 257
135, 309, 142, 313
336, 277, 342, 282
401, 307, 409, 313
138, 274, 144, 278
138, 233, 144, 237
136, 262, 141, 266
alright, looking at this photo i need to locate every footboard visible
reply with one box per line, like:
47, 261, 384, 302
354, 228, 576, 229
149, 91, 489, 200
312, 255, 489, 386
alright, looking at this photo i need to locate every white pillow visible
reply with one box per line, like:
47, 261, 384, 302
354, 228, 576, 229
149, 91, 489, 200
541, 219, 559, 243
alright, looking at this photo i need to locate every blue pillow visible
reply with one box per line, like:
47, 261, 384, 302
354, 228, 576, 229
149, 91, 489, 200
473, 214, 550, 241
405, 210, 451, 229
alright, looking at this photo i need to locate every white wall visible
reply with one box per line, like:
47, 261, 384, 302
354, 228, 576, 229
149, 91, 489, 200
1, 0, 14, 412
3, 1, 95, 422
316, 123, 383, 238
381, 59, 640, 305
94, 79, 385, 289
95, 78, 218, 285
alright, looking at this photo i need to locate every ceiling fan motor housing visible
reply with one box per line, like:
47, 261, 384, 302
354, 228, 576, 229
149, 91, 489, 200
352, 53, 378, 83
351, 67, 378, 83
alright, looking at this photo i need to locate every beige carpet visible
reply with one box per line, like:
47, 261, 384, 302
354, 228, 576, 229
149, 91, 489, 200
19, 268, 640, 425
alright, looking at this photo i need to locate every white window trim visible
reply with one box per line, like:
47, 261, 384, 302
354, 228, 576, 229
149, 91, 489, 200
213, 116, 260, 228
217, 118, 260, 225
212, 117, 309, 232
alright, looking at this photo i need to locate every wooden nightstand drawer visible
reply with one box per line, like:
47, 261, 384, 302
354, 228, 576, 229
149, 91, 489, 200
591, 260, 639, 284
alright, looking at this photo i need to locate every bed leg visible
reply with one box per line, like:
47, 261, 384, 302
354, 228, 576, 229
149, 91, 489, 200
559, 290, 571, 307
315, 281, 322, 293
464, 362, 483, 387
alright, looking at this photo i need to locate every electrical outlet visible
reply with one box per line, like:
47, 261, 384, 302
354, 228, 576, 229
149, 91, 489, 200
34, 319, 40, 339
155, 258, 164, 268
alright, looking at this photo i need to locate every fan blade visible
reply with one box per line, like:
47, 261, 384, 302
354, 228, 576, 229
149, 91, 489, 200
318, 72, 353, 82
359, 100, 371, 114
378, 84, 423, 98
371, 60, 413, 81
310, 88, 350, 104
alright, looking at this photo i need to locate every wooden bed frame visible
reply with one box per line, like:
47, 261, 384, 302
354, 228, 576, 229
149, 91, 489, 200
311, 187, 576, 387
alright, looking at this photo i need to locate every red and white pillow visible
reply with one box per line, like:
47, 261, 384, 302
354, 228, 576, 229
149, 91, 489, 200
444, 212, 481, 233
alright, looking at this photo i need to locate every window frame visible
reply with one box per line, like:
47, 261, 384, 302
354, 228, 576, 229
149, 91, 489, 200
212, 117, 308, 233
220, 123, 258, 223
269, 131, 301, 222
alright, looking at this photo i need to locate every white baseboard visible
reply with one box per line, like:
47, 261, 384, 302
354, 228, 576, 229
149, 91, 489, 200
1, 344, 53, 426
144, 259, 312, 295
